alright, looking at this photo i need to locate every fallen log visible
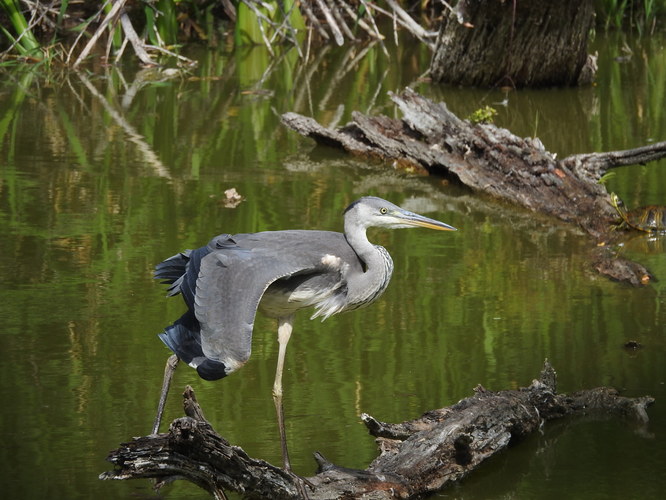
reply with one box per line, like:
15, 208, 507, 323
100, 361, 653, 499
280, 88, 666, 286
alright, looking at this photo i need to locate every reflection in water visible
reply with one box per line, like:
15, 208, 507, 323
0, 33, 665, 500
77, 72, 171, 178
615, 232, 666, 255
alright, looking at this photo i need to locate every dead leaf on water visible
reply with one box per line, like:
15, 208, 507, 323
222, 187, 244, 208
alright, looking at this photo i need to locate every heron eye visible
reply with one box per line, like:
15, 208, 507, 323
379, 207, 388, 214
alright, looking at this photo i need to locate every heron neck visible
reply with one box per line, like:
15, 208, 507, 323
344, 224, 394, 306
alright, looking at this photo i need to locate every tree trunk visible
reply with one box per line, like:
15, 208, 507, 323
100, 362, 654, 499
280, 88, 666, 286
430, 0, 597, 87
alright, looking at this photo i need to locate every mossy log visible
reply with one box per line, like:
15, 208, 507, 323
281, 88, 666, 286
100, 362, 653, 499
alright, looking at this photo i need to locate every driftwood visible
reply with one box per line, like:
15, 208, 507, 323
281, 88, 666, 286
100, 362, 653, 499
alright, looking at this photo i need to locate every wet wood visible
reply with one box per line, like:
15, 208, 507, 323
100, 362, 653, 499
429, 0, 597, 87
281, 88, 666, 286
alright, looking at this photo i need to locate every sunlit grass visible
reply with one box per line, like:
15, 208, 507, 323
1, 0, 42, 57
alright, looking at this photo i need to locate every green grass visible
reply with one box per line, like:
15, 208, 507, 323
596, 0, 666, 33
1, 0, 42, 57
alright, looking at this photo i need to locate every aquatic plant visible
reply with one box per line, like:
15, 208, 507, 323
596, 0, 665, 33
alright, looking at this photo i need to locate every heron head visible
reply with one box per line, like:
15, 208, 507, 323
345, 196, 457, 231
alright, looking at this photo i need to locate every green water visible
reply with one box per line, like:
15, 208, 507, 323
0, 33, 665, 499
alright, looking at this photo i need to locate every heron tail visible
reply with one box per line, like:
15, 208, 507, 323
154, 250, 191, 296
158, 311, 228, 381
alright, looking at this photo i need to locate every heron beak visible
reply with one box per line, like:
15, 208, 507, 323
397, 210, 457, 231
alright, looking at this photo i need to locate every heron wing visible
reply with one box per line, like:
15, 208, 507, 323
193, 230, 358, 372
154, 234, 234, 310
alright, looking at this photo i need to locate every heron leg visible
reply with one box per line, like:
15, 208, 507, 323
152, 354, 179, 435
273, 315, 294, 471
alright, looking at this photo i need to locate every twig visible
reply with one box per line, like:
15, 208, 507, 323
366, 0, 437, 48
267, 2, 304, 58
239, 0, 275, 56
326, 0, 356, 41
65, 0, 108, 64
71, 0, 125, 68
300, 1, 330, 41
221, 0, 237, 22
119, 12, 157, 66
112, 31, 129, 64
314, 0, 345, 45
384, 0, 435, 40
304, 25, 312, 64
356, 0, 390, 57
351, 0, 388, 41
439, 0, 457, 16
23, 0, 58, 30
144, 44, 197, 65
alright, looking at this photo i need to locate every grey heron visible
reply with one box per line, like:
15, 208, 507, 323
151, 196, 456, 471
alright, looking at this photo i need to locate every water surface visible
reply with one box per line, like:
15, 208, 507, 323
0, 33, 665, 499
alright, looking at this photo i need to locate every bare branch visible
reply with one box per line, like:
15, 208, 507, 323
71, 0, 124, 68
314, 0, 345, 45
119, 12, 157, 66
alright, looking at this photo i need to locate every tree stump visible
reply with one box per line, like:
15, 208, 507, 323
100, 362, 653, 499
280, 88, 666, 286
429, 0, 597, 87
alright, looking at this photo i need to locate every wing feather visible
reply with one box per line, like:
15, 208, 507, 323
194, 231, 359, 372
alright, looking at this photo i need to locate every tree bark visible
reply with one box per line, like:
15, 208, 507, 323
430, 0, 597, 87
100, 362, 653, 499
280, 88, 666, 286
